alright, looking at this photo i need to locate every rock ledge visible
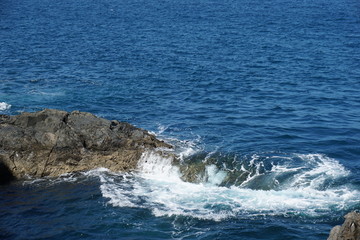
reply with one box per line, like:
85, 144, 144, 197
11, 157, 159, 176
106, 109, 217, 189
0, 109, 171, 183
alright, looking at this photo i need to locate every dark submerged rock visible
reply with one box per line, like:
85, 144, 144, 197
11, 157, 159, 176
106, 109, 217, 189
0, 109, 172, 182
328, 212, 360, 240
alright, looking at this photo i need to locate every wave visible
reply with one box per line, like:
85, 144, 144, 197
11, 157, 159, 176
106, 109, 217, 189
0, 102, 11, 111
23, 132, 357, 221
97, 144, 360, 221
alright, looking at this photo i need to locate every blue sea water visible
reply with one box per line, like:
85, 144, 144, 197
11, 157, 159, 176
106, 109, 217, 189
1, 0, 360, 239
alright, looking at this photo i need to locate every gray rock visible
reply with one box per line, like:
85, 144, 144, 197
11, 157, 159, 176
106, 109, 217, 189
0, 109, 172, 183
328, 212, 360, 240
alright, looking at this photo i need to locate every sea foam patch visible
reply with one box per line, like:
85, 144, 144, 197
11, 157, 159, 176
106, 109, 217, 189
98, 149, 360, 221
0, 102, 11, 111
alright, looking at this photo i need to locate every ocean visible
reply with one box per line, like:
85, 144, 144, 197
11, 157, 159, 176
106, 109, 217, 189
1, 0, 360, 239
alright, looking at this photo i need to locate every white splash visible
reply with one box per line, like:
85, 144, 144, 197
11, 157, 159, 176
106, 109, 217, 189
205, 164, 227, 186
98, 151, 360, 221
137, 151, 181, 182
290, 153, 350, 189
0, 102, 11, 111
239, 154, 265, 187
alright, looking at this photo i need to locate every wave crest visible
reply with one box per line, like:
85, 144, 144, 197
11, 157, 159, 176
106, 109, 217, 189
97, 149, 359, 221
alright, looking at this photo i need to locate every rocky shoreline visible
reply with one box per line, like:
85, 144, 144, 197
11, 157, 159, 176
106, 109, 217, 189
0, 109, 171, 184
1, 109, 358, 239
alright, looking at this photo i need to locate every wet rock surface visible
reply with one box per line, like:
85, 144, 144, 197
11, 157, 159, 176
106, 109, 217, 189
328, 212, 360, 240
0, 109, 171, 183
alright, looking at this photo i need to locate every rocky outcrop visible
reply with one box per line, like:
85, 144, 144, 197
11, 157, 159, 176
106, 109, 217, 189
0, 109, 171, 183
328, 212, 360, 240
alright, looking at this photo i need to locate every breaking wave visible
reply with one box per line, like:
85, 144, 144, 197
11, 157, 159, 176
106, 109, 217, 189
96, 143, 360, 221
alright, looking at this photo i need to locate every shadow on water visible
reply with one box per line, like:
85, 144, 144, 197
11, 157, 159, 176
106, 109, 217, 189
0, 161, 15, 185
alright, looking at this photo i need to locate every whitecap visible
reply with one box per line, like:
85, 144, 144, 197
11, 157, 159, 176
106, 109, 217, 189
289, 153, 350, 189
98, 150, 360, 221
0, 102, 11, 111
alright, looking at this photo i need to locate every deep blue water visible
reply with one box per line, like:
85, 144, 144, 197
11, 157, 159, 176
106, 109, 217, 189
1, 0, 360, 239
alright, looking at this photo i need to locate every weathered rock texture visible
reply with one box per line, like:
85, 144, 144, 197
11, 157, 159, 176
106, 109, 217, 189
0, 109, 171, 183
328, 212, 360, 240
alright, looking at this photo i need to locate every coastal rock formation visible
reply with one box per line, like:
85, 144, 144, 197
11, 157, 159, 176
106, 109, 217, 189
328, 212, 360, 240
0, 109, 171, 183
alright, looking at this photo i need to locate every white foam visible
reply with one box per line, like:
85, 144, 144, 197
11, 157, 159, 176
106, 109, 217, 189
290, 154, 350, 189
156, 133, 203, 160
82, 167, 110, 177
0, 102, 11, 111
239, 155, 265, 187
137, 151, 182, 182
100, 177, 139, 208
98, 151, 360, 221
23, 172, 80, 186
205, 164, 227, 186
156, 124, 168, 135
55, 172, 79, 183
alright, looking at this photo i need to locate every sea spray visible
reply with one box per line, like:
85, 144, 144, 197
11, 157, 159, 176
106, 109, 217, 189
98, 150, 360, 220
137, 150, 181, 182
